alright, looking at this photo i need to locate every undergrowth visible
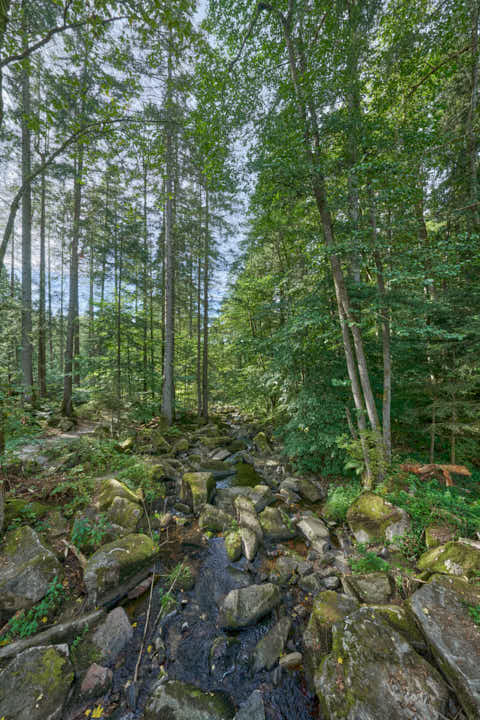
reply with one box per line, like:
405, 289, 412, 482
323, 480, 362, 522
0, 576, 66, 644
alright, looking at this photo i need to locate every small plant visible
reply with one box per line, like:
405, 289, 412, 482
467, 604, 480, 626
324, 480, 362, 522
337, 431, 387, 486
0, 576, 66, 644
71, 623, 89, 649
349, 544, 390, 574
71, 513, 111, 551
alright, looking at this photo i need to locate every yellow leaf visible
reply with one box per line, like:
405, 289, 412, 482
84, 711, 91, 717
337, 657, 343, 664
41, 616, 48, 623
132, 622, 137, 628
92, 707, 104, 719
147, 644, 152, 654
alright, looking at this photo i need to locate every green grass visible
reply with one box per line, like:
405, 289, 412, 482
323, 479, 362, 522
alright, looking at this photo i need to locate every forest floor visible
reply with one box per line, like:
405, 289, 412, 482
0, 404, 479, 720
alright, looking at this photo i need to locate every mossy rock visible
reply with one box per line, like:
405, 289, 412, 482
107, 496, 143, 532
0, 644, 74, 720
428, 573, 480, 605
180, 472, 215, 515
144, 679, 235, 719
343, 572, 393, 604
218, 583, 280, 629
425, 525, 456, 549
5, 498, 50, 526
316, 607, 448, 720
346, 491, 411, 544
417, 540, 480, 578
150, 431, 172, 454
253, 431, 271, 454
224, 530, 242, 561
364, 604, 426, 651
200, 436, 231, 448
97, 477, 143, 511
199, 504, 231, 533
259, 506, 296, 541
118, 436, 135, 452
84, 533, 157, 604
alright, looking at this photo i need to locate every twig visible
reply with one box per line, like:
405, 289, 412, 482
407, 45, 470, 98
61, 539, 87, 570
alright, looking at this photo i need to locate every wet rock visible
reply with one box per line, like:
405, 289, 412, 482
181, 471, 215, 514
0, 644, 74, 720
279, 651, 302, 669
199, 504, 232, 533
425, 524, 455, 548
219, 583, 281, 629
316, 607, 448, 720
253, 431, 271, 454
409, 580, 480, 719
240, 527, 259, 561
343, 571, 393, 603
84, 533, 157, 604
346, 491, 411, 544
225, 531, 242, 561
91, 607, 133, 662
417, 539, 480, 578
107, 496, 143, 532
259, 506, 296, 541
0, 525, 62, 616
297, 514, 330, 554
80, 662, 113, 700
209, 635, 239, 675
252, 616, 291, 672
303, 591, 359, 688
144, 679, 235, 719
235, 689, 265, 720
97, 477, 142, 511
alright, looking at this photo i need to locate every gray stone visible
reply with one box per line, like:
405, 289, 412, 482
252, 617, 291, 672
91, 607, 133, 663
240, 527, 259, 561
347, 492, 411, 544
279, 651, 303, 669
297, 477, 325, 503
343, 572, 393, 604
0, 644, 74, 720
107, 496, 142, 532
409, 581, 480, 719
144, 679, 235, 719
316, 608, 449, 720
219, 583, 281, 629
181, 472, 216, 514
215, 485, 274, 514
199, 504, 232, 533
259, 506, 296, 541
297, 514, 330, 554
0, 525, 62, 615
235, 690, 265, 720
80, 662, 113, 700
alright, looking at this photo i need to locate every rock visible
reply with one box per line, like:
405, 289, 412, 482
425, 524, 455, 548
366, 604, 426, 652
4, 497, 50, 526
144, 679, 235, 719
215, 485, 274, 514
240, 527, 259, 561
259, 506, 296, 541
297, 477, 325, 503
97, 477, 142, 511
150, 462, 176, 482
80, 662, 113, 700
253, 432, 271, 454
151, 431, 172, 454
252, 616, 291, 672
303, 591, 359, 687
118, 436, 135, 452
346, 491, 411, 544
342, 571, 393, 603
84, 533, 157, 604
428, 573, 480, 605
173, 437, 189, 454
299, 572, 326, 594
219, 583, 281, 629
0, 525, 62, 616
279, 651, 302, 669
409, 580, 480, 719
107, 496, 142, 532
225, 531, 242, 561
417, 539, 480, 578
297, 514, 330, 554
235, 689, 265, 720
91, 607, 133, 663
199, 504, 232, 533
211, 448, 231, 461
235, 495, 263, 538
180, 472, 215, 514
316, 608, 449, 720
270, 554, 302, 585
323, 575, 340, 590
44, 508, 69, 538
0, 644, 74, 720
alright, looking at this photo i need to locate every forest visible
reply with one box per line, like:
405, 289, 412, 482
0, 1, 480, 720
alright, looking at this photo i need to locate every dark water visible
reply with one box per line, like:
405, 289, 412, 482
105, 538, 318, 720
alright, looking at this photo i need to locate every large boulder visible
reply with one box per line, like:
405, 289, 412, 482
107, 495, 142, 532
342, 572, 393, 604
180, 472, 215, 514
219, 583, 281, 629
417, 539, 480, 578
215, 485, 274, 514
199, 504, 232, 533
297, 514, 330, 554
0, 644, 74, 720
253, 432, 271, 454
259, 506, 296, 541
0, 525, 62, 617
225, 531, 242, 561
235, 690, 265, 720
84, 533, 157, 604
144, 679, 235, 720
346, 491, 411, 544
409, 581, 480, 719
97, 477, 142, 511
303, 591, 359, 688
316, 607, 449, 720
425, 525, 455, 549
252, 616, 291, 672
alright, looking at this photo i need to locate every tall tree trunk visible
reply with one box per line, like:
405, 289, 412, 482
467, 0, 480, 231
20, 0, 34, 405
202, 186, 209, 421
62, 147, 84, 417
38, 161, 47, 397
143, 158, 148, 394
196, 254, 202, 417
161, 39, 175, 424
0, 0, 11, 132
47, 225, 53, 366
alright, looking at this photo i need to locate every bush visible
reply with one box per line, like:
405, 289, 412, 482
324, 480, 362, 522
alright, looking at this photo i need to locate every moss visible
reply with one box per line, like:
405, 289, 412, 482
225, 531, 242, 561
347, 491, 408, 543
5, 499, 50, 526
365, 604, 424, 648
27, 646, 74, 690
428, 573, 480, 605
417, 540, 480, 578
97, 477, 142, 511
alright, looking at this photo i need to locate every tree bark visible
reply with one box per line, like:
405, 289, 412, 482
202, 185, 209, 421
38, 160, 47, 397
